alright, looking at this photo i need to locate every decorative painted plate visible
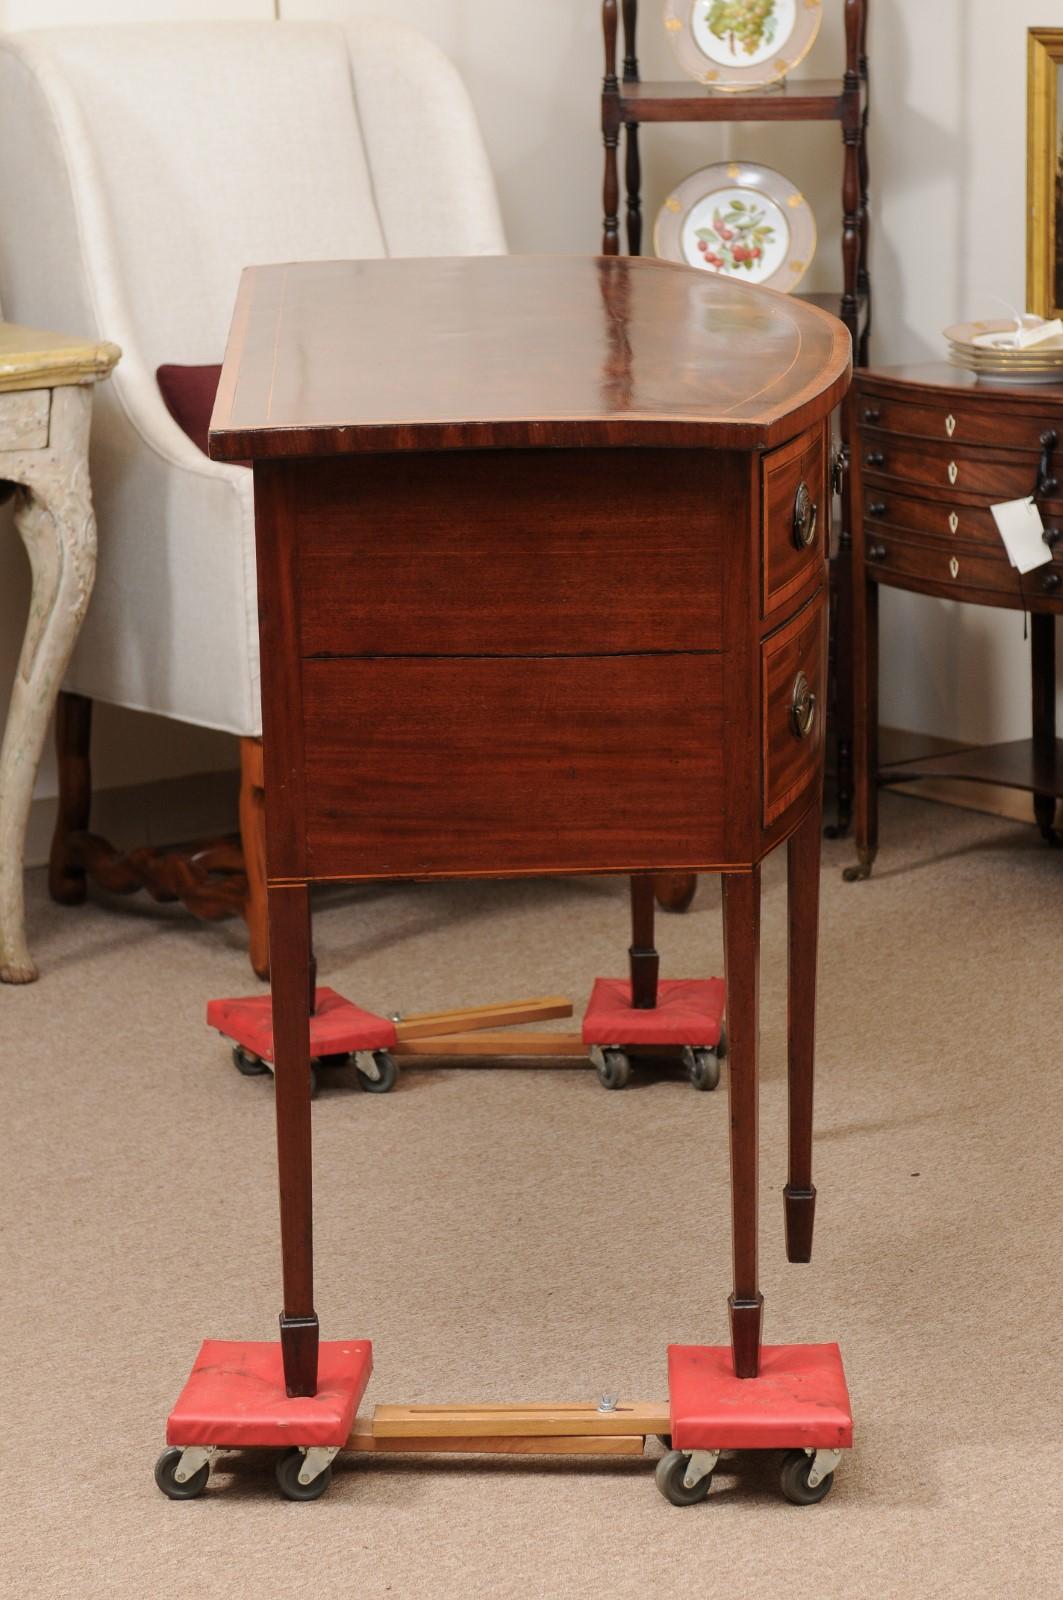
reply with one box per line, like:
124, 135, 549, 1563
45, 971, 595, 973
663, 0, 823, 91
654, 162, 816, 293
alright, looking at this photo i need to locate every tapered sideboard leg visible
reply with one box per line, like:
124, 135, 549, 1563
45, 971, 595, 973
268, 881, 319, 1397
722, 866, 763, 1378
784, 798, 821, 1264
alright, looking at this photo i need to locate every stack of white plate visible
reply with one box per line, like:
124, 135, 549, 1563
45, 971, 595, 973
944, 319, 1063, 385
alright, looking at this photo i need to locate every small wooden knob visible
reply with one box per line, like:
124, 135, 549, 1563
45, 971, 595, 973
1041, 571, 1061, 593
865, 451, 885, 467
868, 501, 887, 517
867, 542, 886, 561
862, 407, 881, 424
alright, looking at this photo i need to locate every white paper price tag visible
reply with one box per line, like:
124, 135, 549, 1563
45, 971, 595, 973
990, 497, 1052, 574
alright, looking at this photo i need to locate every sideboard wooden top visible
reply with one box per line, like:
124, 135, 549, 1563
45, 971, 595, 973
209, 255, 851, 461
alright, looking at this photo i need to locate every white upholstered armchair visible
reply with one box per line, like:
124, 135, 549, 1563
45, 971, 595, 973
0, 20, 506, 974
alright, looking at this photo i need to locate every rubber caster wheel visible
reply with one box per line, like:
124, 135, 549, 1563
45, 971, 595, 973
688, 1047, 720, 1091
317, 1052, 351, 1069
779, 1449, 835, 1506
232, 1045, 268, 1077
356, 1050, 398, 1094
275, 1448, 333, 1502
597, 1049, 631, 1090
655, 1450, 713, 1506
154, 1446, 210, 1500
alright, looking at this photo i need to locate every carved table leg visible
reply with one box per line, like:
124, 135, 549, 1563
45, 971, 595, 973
49, 689, 93, 905
722, 865, 763, 1378
269, 881, 319, 1396
784, 797, 821, 1263
654, 872, 697, 913
0, 386, 97, 982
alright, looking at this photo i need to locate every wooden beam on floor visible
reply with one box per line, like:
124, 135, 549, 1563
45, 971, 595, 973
392, 1030, 587, 1058
393, 996, 573, 1042
369, 1401, 671, 1439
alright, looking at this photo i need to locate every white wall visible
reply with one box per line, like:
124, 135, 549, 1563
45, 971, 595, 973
0, 0, 1056, 808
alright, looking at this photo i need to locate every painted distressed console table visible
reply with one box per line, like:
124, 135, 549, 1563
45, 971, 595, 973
0, 323, 119, 983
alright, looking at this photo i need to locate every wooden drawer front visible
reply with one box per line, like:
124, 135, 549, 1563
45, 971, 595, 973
0, 389, 49, 451
296, 449, 739, 658
762, 426, 826, 617
301, 654, 726, 878
863, 529, 1061, 605
762, 594, 826, 827
862, 487, 1010, 549
857, 385, 1062, 450
861, 433, 1056, 505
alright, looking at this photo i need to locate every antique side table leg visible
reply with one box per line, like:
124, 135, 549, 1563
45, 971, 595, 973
268, 881, 319, 1396
722, 865, 763, 1379
784, 797, 822, 1264
1031, 613, 1059, 843
0, 386, 97, 983
845, 526, 879, 881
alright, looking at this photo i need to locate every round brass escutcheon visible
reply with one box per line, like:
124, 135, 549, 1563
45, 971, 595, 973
790, 671, 816, 739
792, 481, 818, 550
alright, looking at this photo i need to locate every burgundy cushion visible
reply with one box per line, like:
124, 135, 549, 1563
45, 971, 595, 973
157, 362, 246, 464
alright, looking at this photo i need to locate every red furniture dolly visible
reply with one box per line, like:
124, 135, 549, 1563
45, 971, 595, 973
207, 987, 399, 1096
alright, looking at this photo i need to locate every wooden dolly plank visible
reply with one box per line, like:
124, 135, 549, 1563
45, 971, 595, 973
392, 1031, 587, 1058
370, 1401, 671, 1439
393, 996, 573, 1042
347, 1422, 646, 1456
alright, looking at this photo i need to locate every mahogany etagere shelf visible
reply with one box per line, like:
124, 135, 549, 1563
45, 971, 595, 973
601, 0, 871, 834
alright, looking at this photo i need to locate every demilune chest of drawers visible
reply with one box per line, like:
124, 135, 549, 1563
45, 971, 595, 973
846, 363, 1063, 879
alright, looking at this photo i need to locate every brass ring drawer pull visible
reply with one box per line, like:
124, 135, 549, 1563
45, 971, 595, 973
790, 671, 816, 739
792, 480, 818, 550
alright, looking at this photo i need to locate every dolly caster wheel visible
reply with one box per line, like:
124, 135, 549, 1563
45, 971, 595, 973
595, 1048, 631, 1090
232, 1045, 268, 1077
355, 1050, 398, 1094
154, 1446, 210, 1500
655, 1449, 714, 1506
275, 1448, 333, 1502
779, 1448, 836, 1505
684, 1045, 720, 1091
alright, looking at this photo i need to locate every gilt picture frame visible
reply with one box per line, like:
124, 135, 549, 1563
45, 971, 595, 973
1027, 28, 1063, 319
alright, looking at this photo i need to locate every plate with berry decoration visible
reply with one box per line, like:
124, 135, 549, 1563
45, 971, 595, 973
653, 161, 816, 293
663, 0, 823, 91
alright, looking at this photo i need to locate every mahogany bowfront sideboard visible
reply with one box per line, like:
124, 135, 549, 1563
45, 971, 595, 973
208, 255, 851, 1396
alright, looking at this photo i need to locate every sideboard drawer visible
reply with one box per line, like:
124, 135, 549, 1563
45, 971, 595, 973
863, 529, 1037, 603
856, 388, 1061, 451
862, 487, 1009, 548
861, 433, 1057, 505
761, 426, 826, 618
0, 388, 49, 451
762, 593, 826, 826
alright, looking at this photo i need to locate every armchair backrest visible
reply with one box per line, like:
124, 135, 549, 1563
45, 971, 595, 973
0, 21, 505, 374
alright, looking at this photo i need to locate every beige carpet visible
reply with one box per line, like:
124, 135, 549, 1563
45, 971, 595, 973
1, 792, 1060, 1600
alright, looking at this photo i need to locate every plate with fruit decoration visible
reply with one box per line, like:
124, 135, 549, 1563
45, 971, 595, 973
654, 162, 816, 293
663, 0, 823, 91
